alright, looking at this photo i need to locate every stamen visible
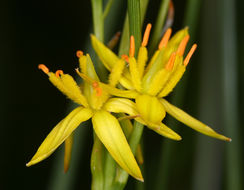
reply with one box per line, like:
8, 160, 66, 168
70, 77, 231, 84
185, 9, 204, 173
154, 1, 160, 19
177, 35, 190, 56
76, 50, 83, 58
92, 82, 102, 96
158, 28, 172, 49
75, 68, 94, 84
129, 36, 135, 57
121, 54, 129, 63
165, 52, 176, 70
55, 70, 64, 77
183, 44, 197, 66
38, 64, 49, 74
118, 114, 140, 121
141, 23, 152, 47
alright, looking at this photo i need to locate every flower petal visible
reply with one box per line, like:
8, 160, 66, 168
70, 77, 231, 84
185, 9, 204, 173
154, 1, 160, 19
136, 94, 166, 124
64, 133, 74, 173
104, 98, 138, 116
26, 107, 93, 166
49, 73, 89, 107
91, 34, 120, 71
148, 122, 182, 141
161, 99, 231, 141
92, 110, 143, 181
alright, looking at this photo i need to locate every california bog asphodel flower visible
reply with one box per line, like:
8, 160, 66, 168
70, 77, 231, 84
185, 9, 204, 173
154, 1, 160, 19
91, 23, 231, 142
26, 52, 144, 181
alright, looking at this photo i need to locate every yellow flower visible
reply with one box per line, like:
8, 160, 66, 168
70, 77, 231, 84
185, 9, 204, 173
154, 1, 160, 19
26, 52, 144, 181
91, 24, 231, 142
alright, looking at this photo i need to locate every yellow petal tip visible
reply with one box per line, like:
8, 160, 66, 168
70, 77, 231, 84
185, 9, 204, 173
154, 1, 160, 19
137, 176, 144, 182
26, 162, 32, 167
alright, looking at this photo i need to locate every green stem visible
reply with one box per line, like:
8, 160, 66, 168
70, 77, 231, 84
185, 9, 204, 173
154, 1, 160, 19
127, 0, 141, 56
118, 0, 149, 56
91, 134, 105, 190
148, 0, 170, 54
91, 0, 107, 81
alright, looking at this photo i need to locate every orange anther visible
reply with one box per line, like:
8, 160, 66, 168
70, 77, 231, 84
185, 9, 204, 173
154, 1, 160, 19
165, 52, 176, 70
38, 64, 49, 74
183, 44, 197, 66
55, 70, 64, 77
141, 23, 152, 47
121, 54, 129, 63
76, 50, 83, 58
177, 35, 190, 56
158, 28, 172, 49
129, 36, 135, 57
92, 82, 102, 96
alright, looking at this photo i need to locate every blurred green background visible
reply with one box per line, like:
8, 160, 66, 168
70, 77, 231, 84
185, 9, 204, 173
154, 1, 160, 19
1, 0, 243, 189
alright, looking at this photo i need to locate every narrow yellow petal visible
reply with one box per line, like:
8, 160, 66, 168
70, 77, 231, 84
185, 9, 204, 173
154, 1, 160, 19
92, 110, 143, 181
91, 34, 120, 71
145, 68, 171, 96
26, 107, 93, 167
160, 99, 231, 141
148, 122, 182, 141
104, 98, 139, 116
64, 133, 74, 173
128, 57, 142, 92
144, 50, 160, 74
109, 59, 126, 87
49, 73, 89, 107
136, 94, 166, 125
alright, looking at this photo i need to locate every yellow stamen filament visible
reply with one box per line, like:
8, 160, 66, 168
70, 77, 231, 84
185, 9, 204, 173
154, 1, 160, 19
165, 52, 176, 70
158, 28, 172, 49
76, 50, 83, 58
55, 70, 64, 77
183, 44, 197, 66
129, 36, 135, 57
121, 54, 129, 63
75, 68, 94, 84
177, 35, 190, 56
118, 115, 140, 121
92, 82, 102, 96
141, 23, 152, 47
38, 64, 49, 74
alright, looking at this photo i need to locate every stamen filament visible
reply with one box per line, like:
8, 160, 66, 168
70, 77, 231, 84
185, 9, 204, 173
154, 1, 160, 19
129, 36, 135, 57
183, 44, 197, 66
165, 52, 176, 70
55, 70, 64, 77
76, 50, 83, 58
75, 68, 94, 84
118, 115, 140, 121
158, 28, 172, 49
177, 35, 190, 56
141, 23, 152, 47
38, 64, 49, 74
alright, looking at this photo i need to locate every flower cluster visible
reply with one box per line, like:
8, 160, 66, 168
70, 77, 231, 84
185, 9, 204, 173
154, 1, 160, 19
26, 24, 230, 181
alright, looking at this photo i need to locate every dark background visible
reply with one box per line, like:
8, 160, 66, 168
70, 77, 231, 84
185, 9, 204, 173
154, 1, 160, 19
1, 0, 243, 189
